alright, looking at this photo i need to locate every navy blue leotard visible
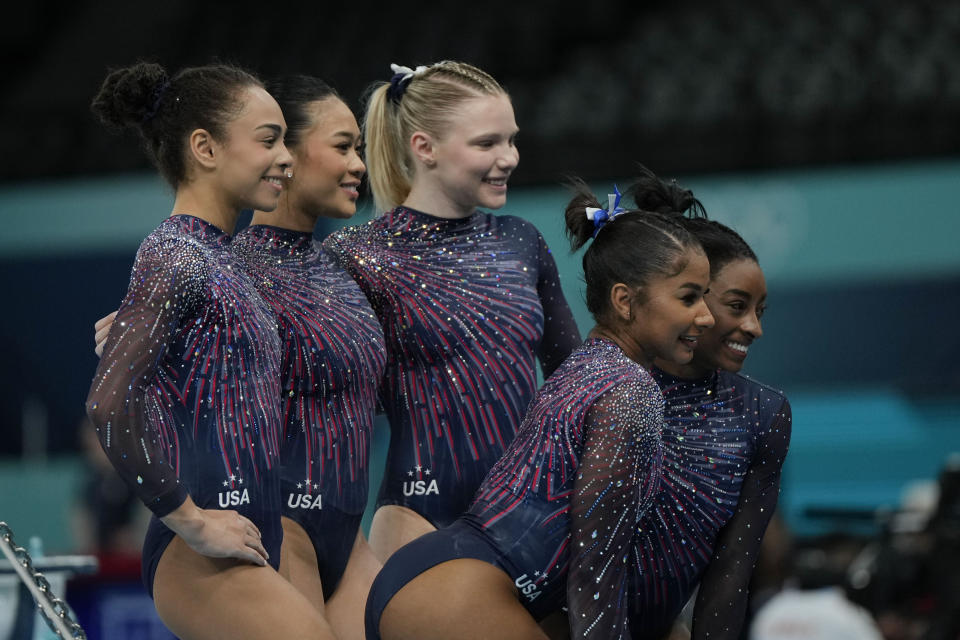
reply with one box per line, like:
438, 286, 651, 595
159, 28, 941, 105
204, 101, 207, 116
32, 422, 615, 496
232, 224, 387, 597
324, 206, 579, 527
86, 215, 284, 596
365, 337, 664, 636
621, 367, 791, 639
366, 340, 792, 640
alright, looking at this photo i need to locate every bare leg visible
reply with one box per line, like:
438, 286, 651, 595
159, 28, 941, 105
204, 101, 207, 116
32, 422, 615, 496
278, 516, 326, 616
326, 531, 383, 640
368, 505, 437, 564
153, 534, 335, 640
379, 558, 548, 640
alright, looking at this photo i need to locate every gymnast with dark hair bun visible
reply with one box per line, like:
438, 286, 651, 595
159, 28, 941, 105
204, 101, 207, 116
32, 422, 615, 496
364, 171, 716, 640
632, 167, 792, 639
86, 61, 334, 639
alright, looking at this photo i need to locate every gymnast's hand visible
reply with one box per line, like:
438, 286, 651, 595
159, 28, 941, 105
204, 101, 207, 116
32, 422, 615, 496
160, 495, 270, 566
93, 310, 118, 357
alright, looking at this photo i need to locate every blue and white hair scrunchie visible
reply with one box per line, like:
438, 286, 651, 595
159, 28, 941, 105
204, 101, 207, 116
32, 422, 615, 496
386, 63, 429, 104
585, 185, 626, 238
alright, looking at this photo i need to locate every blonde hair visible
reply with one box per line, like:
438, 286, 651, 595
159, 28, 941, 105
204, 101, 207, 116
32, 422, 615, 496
363, 61, 506, 213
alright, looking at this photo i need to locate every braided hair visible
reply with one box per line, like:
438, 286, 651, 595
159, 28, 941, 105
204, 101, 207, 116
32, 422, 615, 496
362, 60, 507, 212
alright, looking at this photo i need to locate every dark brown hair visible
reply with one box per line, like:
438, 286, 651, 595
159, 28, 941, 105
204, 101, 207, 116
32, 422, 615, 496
267, 74, 340, 149
91, 61, 263, 188
564, 167, 704, 320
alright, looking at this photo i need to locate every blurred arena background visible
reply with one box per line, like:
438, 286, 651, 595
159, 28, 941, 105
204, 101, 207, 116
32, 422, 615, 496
1, 0, 959, 638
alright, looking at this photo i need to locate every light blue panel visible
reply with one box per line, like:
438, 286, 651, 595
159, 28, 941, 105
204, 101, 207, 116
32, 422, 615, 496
0, 458, 85, 553
779, 389, 960, 535
687, 160, 960, 284
3, 159, 959, 287
0, 174, 173, 257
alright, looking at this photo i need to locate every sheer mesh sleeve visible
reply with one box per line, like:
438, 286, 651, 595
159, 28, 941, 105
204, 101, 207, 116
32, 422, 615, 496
534, 231, 581, 378
568, 374, 665, 639
690, 398, 792, 639
85, 236, 207, 517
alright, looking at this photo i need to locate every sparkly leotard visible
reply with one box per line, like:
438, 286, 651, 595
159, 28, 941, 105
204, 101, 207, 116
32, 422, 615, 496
86, 215, 284, 595
617, 367, 791, 640
324, 206, 580, 526
364, 337, 664, 636
366, 340, 792, 640
232, 224, 387, 596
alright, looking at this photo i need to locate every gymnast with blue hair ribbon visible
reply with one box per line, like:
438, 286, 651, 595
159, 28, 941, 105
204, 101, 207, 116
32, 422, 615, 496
584, 185, 626, 236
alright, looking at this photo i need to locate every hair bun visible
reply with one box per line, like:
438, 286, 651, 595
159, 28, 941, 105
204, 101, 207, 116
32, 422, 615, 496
91, 62, 170, 130
627, 164, 705, 218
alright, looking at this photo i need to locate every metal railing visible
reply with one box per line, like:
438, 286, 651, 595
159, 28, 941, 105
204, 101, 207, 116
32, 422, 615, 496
0, 521, 86, 639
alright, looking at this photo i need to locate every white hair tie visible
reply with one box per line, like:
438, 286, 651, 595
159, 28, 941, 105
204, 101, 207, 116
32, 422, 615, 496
387, 63, 430, 103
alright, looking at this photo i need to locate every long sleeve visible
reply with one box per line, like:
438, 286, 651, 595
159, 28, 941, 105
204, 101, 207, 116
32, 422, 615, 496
568, 374, 665, 639
534, 231, 581, 379
85, 236, 207, 517
690, 399, 792, 639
